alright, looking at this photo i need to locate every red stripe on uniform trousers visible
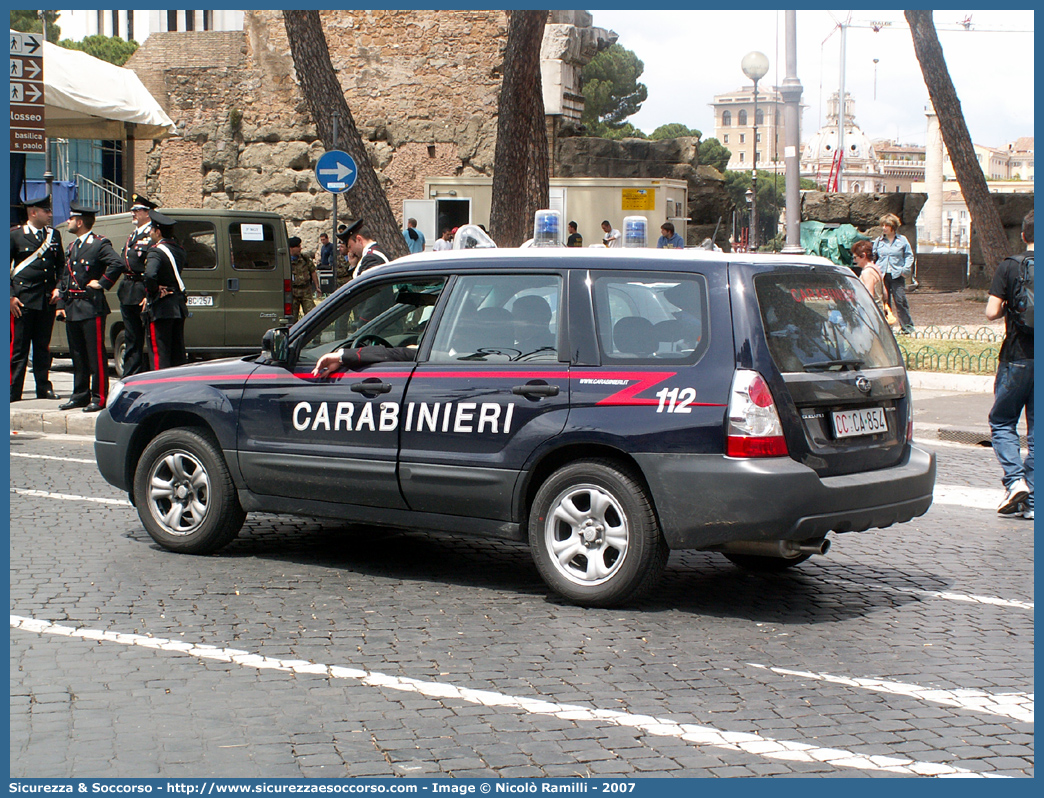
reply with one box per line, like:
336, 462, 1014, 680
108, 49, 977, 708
150, 321, 161, 370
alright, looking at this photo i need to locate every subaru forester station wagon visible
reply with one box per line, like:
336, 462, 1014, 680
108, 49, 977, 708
95, 248, 936, 607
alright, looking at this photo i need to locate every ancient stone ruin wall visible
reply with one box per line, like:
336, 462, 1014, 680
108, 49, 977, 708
800, 191, 927, 250
127, 10, 509, 251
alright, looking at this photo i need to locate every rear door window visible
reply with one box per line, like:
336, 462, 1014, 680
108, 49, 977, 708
229, 221, 277, 271
591, 272, 709, 364
754, 273, 902, 373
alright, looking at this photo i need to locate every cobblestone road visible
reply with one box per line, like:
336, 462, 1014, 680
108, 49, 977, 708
9, 434, 1033, 778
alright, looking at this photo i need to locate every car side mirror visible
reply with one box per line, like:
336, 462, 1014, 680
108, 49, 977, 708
262, 326, 290, 365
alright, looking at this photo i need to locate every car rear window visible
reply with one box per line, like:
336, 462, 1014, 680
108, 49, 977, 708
591, 272, 709, 364
754, 272, 902, 373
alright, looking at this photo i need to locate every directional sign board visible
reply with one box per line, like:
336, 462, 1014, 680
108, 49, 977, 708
315, 150, 357, 194
10, 31, 45, 153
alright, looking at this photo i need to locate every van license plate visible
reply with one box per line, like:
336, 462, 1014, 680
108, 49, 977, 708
832, 407, 887, 438
186, 296, 214, 307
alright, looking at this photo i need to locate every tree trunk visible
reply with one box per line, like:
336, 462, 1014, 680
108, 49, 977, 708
282, 11, 408, 259
905, 10, 1010, 275
489, 11, 550, 247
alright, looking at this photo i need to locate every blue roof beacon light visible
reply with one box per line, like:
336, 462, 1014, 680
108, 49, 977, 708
532, 209, 563, 247
623, 215, 648, 248
452, 224, 497, 249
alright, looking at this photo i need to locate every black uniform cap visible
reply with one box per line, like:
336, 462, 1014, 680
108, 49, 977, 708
22, 195, 52, 210
335, 217, 363, 242
129, 193, 158, 212
69, 202, 101, 216
287, 236, 302, 247
149, 209, 176, 227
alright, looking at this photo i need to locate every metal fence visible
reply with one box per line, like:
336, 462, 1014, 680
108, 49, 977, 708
907, 325, 1003, 342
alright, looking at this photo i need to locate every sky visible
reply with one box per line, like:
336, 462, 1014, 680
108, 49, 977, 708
588, 9, 1034, 149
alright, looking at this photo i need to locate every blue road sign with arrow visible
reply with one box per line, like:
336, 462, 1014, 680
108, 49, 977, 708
315, 150, 357, 194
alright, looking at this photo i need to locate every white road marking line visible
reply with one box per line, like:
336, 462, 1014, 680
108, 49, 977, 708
9, 615, 1004, 778
818, 575, 1033, 611
11, 452, 96, 464
748, 664, 1033, 724
933, 484, 1009, 511
11, 488, 131, 507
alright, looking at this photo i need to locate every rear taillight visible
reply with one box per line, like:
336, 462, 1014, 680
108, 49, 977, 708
284, 279, 293, 318
726, 370, 788, 458
907, 396, 914, 442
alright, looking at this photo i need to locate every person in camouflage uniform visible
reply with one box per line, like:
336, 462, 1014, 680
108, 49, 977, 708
289, 236, 320, 321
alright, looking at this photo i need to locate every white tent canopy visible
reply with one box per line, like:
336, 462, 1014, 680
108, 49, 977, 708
39, 39, 176, 141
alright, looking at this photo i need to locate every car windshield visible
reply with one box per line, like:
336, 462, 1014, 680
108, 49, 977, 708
754, 272, 902, 373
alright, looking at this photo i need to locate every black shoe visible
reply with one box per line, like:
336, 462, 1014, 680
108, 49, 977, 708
83, 403, 105, 413
36, 390, 60, 400
58, 400, 88, 411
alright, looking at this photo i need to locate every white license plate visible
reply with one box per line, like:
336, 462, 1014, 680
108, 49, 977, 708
186, 295, 213, 307
831, 407, 888, 439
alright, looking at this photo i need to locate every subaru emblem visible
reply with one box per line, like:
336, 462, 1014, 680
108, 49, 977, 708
856, 377, 872, 394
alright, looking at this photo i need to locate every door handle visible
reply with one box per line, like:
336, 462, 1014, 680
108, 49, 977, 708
351, 381, 392, 394
512, 383, 559, 398
227, 278, 239, 291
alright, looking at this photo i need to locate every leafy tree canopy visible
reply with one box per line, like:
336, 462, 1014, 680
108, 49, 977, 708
725, 170, 818, 247
10, 10, 61, 42
581, 43, 648, 135
650, 123, 700, 141
698, 137, 731, 173
59, 34, 139, 66
592, 122, 648, 141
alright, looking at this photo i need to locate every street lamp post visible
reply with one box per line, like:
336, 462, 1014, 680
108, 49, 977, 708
744, 189, 753, 251
742, 51, 770, 251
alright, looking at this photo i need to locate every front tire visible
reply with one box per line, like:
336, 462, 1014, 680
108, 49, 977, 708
133, 428, 246, 554
529, 460, 669, 607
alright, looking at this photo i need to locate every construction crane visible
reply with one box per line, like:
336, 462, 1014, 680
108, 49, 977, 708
817, 13, 1031, 191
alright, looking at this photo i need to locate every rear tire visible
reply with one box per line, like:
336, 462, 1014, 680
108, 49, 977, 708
529, 459, 669, 607
133, 428, 245, 554
723, 552, 813, 572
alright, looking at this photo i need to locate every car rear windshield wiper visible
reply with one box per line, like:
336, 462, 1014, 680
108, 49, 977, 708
804, 358, 864, 372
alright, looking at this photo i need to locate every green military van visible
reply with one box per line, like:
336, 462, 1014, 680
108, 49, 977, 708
51, 209, 293, 376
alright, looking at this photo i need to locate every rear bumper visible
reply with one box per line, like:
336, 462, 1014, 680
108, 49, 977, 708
634, 445, 936, 550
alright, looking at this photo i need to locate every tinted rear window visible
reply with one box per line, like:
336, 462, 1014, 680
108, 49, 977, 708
591, 271, 709, 364
754, 273, 901, 373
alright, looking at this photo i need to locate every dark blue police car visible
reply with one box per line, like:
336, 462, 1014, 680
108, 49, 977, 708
95, 248, 936, 607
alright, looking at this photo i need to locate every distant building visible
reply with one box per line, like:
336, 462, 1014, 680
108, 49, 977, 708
56, 10, 244, 43
800, 92, 883, 192
872, 141, 926, 193
1006, 136, 1034, 181
710, 87, 795, 172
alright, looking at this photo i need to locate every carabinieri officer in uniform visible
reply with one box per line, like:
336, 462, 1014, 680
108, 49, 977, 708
118, 193, 158, 376
57, 202, 124, 412
10, 195, 64, 402
143, 209, 189, 370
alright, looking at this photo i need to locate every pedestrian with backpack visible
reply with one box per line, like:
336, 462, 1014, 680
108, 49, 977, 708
987, 209, 1034, 519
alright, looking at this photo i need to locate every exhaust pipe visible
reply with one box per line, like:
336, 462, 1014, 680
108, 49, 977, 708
717, 537, 830, 559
